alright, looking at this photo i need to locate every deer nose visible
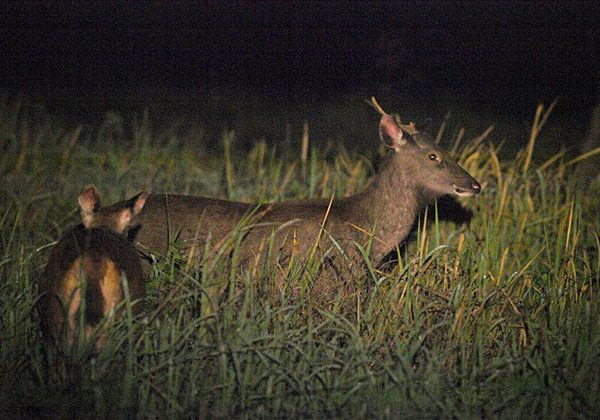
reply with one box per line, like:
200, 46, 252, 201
472, 181, 481, 194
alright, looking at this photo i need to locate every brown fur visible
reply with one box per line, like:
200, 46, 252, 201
118, 114, 480, 303
39, 187, 147, 350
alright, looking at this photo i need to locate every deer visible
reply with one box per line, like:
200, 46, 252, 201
39, 186, 148, 350
108, 102, 481, 305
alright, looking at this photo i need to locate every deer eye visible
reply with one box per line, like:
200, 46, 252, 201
429, 153, 438, 161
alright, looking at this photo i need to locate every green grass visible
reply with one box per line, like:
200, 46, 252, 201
1, 97, 599, 418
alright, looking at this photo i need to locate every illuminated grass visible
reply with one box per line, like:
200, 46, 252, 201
0, 97, 598, 417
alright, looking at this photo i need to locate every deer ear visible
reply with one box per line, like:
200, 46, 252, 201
379, 114, 406, 151
132, 192, 148, 216
114, 208, 133, 234
78, 185, 101, 228
418, 117, 433, 132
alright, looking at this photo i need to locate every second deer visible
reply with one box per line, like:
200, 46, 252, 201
39, 186, 147, 350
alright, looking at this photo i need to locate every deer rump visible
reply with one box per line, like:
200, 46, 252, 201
40, 225, 145, 347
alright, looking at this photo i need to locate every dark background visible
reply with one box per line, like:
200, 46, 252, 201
1, 1, 599, 147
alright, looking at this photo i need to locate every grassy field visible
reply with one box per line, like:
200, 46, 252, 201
1, 96, 599, 418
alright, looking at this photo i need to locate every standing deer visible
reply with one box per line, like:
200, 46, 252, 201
39, 186, 147, 350
113, 105, 480, 301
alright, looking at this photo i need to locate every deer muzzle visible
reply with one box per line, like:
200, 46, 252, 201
452, 181, 481, 197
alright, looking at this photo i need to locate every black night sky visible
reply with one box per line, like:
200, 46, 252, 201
1, 1, 599, 137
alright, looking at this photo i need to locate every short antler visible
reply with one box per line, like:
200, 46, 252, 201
398, 120, 419, 135
367, 96, 387, 116
367, 96, 419, 135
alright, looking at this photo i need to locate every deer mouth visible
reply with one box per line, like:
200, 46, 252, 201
452, 183, 480, 197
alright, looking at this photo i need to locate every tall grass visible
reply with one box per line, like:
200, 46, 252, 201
0, 97, 598, 417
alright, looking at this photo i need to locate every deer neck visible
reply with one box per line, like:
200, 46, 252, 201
349, 153, 421, 260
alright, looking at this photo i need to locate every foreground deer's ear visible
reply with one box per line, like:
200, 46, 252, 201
115, 208, 133, 234
379, 114, 406, 151
78, 185, 101, 212
132, 192, 149, 215
78, 185, 101, 228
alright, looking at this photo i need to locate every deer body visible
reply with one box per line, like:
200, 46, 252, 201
40, 187, 147, 350
123, 113, 480, 283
